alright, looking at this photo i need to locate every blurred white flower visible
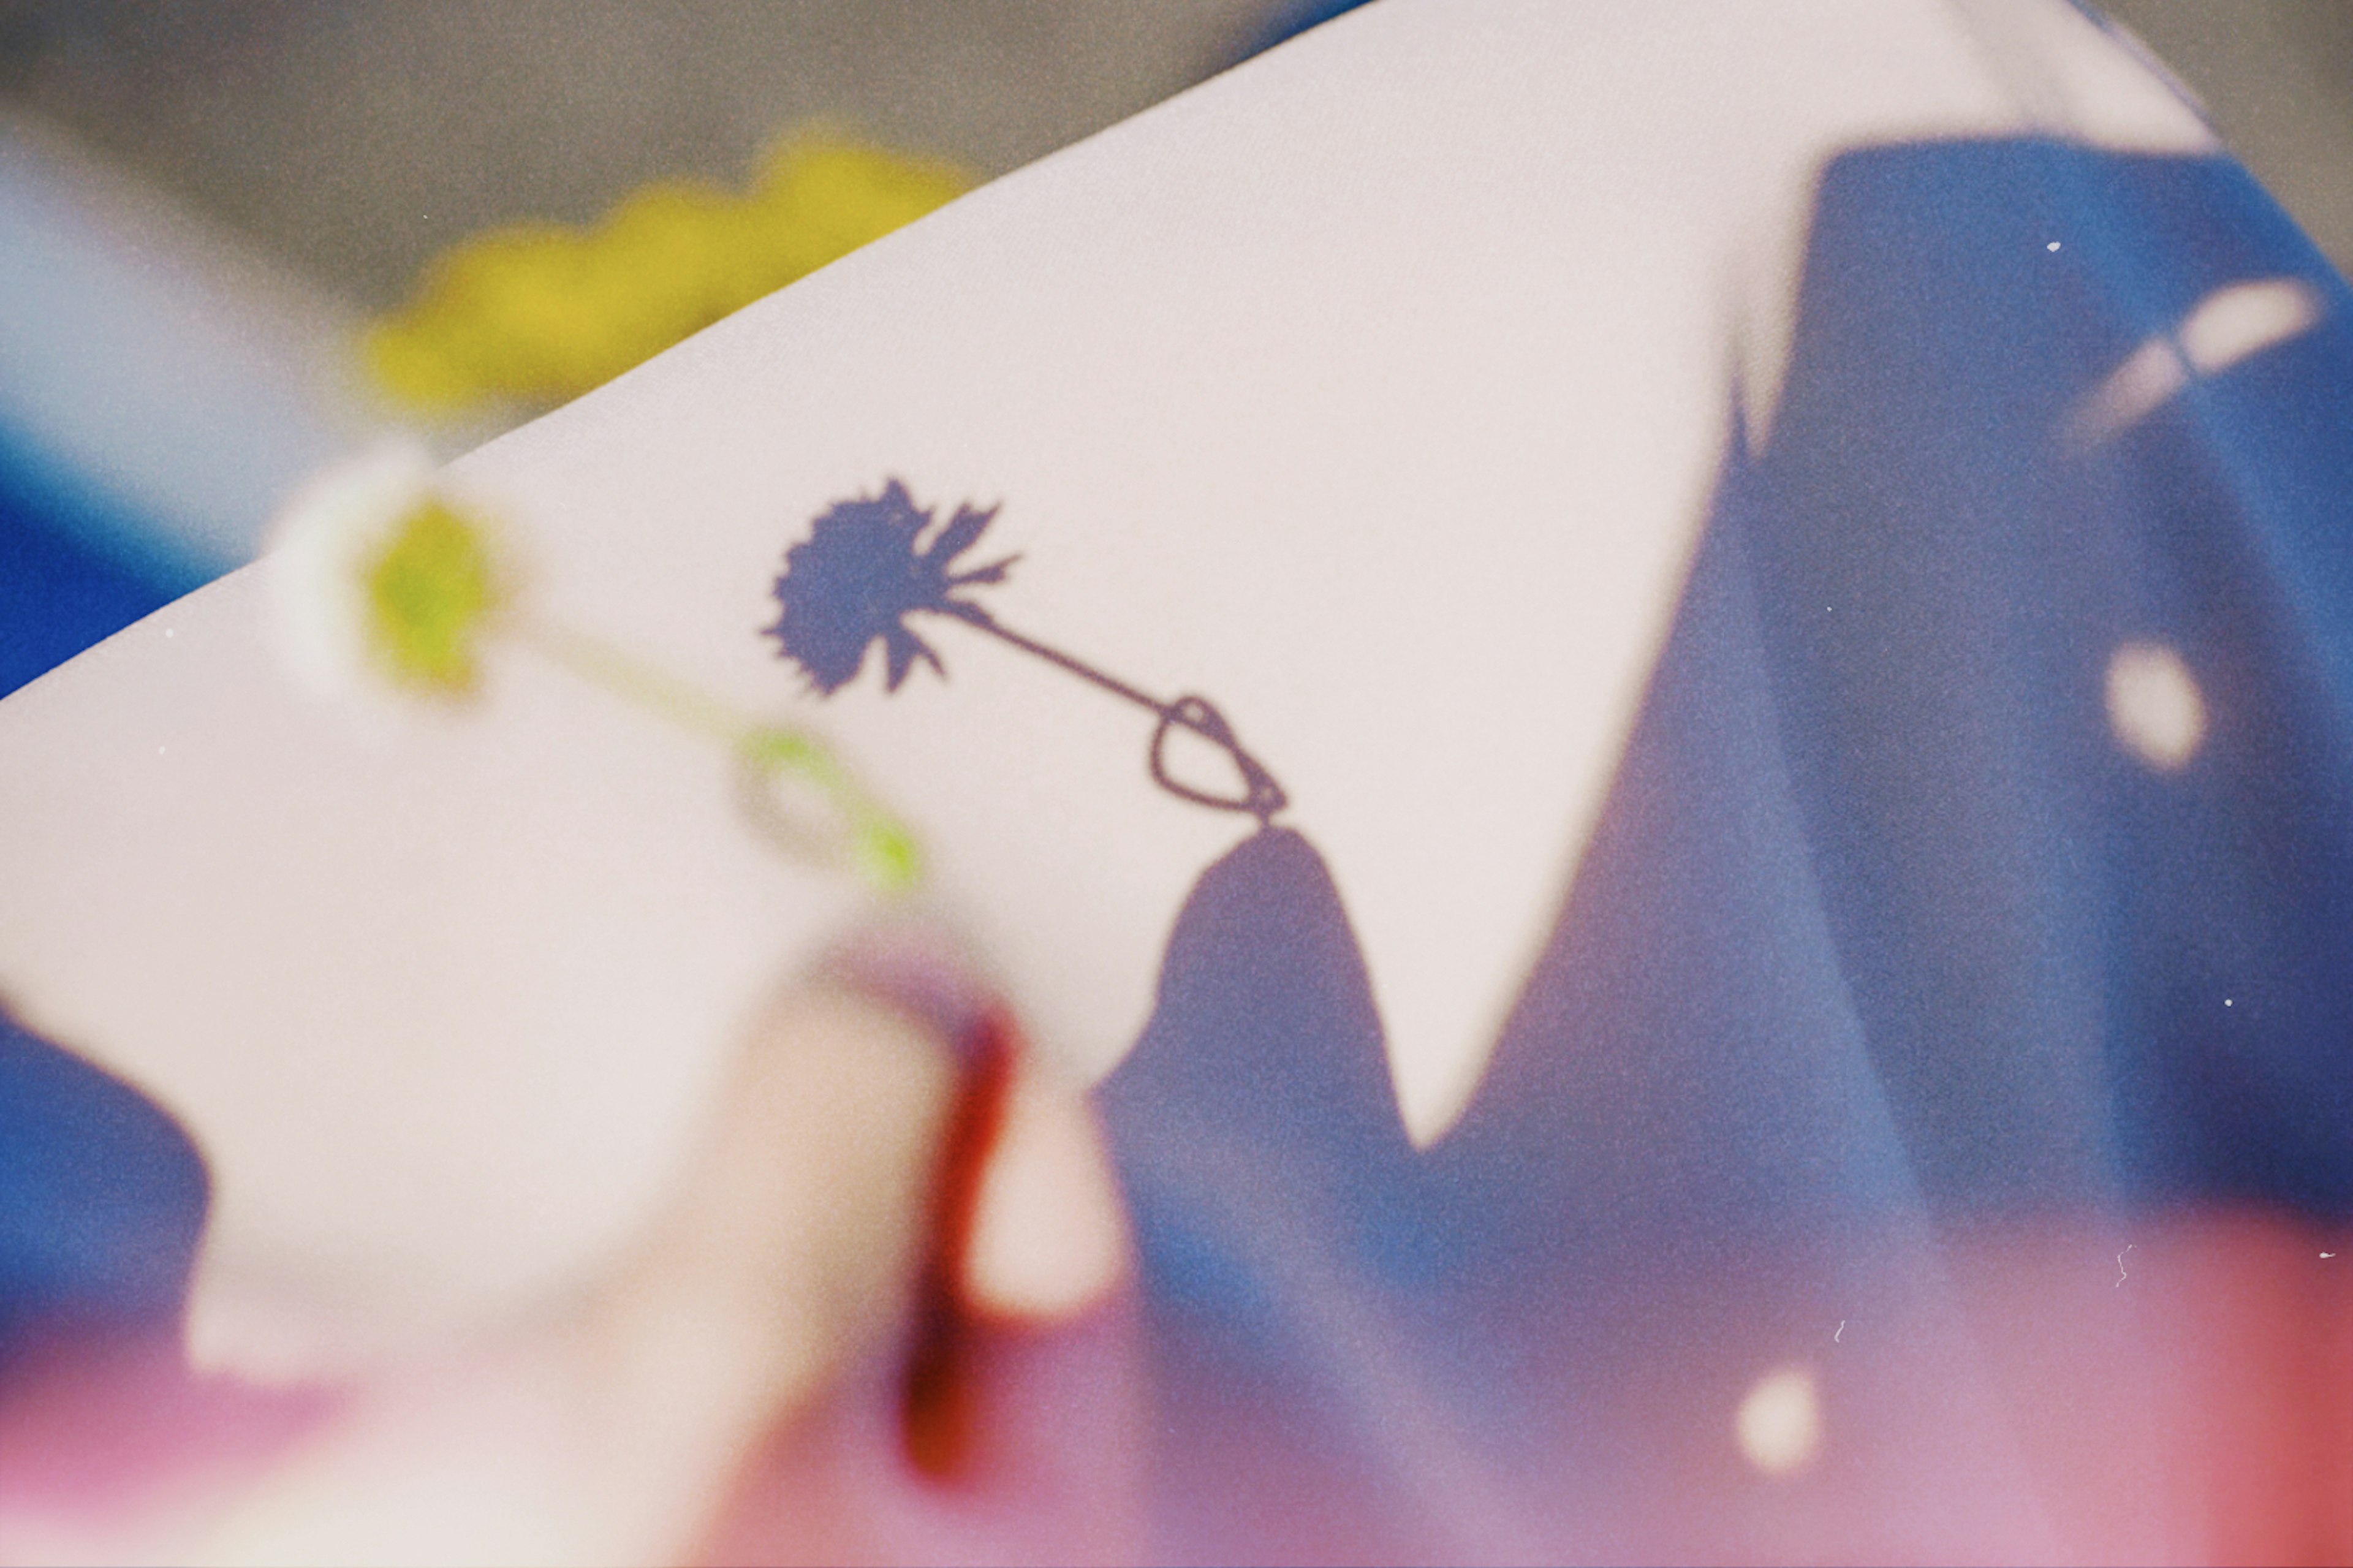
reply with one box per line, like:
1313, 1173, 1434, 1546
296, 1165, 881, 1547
263, 445, 923, 895
265, 441, 509, 702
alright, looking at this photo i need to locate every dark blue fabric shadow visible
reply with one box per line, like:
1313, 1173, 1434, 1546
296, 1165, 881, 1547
0, 1005, 208, 1371
1237, 0, 1380, 62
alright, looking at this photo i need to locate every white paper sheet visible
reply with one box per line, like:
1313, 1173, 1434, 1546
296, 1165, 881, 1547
0, 0, 2210, 1374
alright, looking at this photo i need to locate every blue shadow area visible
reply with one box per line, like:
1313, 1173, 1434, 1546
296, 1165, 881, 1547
1102, 138, 2353, 1559
0, 1004, 208, 1369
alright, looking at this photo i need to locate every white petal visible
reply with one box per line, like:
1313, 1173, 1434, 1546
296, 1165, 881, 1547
262, 440, 437, 700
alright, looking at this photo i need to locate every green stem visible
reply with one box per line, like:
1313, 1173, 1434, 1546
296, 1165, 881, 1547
507, 612, 922, 894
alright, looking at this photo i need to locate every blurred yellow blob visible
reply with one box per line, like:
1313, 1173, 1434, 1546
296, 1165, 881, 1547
1735, 1365, 1822, 1477
365, 134, 973, 412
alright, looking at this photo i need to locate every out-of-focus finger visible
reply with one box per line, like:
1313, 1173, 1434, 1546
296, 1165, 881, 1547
191, 969, 963, 1568
961, 1050, 1126, 1323
822, 924, 1128, 1326
573, 979, 962, 1555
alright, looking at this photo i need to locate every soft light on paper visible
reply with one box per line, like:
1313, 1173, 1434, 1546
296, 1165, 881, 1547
0, 0, 2216, 1372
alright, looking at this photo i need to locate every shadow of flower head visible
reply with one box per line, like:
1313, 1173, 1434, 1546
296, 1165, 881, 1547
767, 479, 1015, 694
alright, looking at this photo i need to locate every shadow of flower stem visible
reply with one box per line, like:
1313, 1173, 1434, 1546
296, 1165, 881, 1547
938, 602, 1287, 823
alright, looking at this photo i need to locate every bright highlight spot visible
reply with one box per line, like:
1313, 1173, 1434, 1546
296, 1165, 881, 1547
2068, 278, 2325, 448
963, 1058, 1127, 1320
2105, 642, 2206, 772
1735, 1365, 1821, 1476
2179, 277, 2322, 375
2068, 338, 2188, 448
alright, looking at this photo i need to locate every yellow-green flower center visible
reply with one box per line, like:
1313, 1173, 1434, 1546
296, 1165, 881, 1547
364, 499, 502, 694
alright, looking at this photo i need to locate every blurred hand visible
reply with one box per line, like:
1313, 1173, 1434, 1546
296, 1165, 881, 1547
173, 951, 1125, 1567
